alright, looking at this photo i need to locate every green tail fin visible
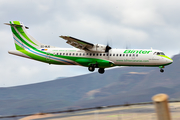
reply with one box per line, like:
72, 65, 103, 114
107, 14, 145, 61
5, 21, 43, 50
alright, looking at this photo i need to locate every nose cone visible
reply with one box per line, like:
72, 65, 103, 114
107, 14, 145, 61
167, 59, 173, 64
165, 56, 173, 65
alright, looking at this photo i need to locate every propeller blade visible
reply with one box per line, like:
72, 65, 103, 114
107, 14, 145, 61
105, 45, 111, 52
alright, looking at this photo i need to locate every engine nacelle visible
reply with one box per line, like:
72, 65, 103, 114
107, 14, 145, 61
88, 44, 107, 53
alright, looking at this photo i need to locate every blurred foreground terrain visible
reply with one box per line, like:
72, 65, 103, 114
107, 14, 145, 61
20, 102, 180, 120
0, 54, 180, 116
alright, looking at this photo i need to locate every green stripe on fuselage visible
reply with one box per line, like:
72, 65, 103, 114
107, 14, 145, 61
15, 44, 67, 65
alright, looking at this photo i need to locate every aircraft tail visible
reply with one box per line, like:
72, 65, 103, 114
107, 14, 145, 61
5, 21, 44, 50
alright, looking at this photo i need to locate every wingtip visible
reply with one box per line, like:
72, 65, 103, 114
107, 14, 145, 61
4, 23, 10, 25
59, 36, 65, 38
59, 36, 70, 38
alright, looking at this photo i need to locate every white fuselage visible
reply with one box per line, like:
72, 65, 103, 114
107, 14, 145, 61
42, 48, 172, 67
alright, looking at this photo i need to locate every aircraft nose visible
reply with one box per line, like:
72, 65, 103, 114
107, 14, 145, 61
166, 57, 173, 64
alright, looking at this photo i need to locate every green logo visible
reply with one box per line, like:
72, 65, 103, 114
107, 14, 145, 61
124, 50, 152, 54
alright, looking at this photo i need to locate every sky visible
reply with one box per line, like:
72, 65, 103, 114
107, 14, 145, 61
1, 0, 180, 87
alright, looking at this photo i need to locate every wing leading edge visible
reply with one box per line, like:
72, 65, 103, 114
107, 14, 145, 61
60, 36, 94, 50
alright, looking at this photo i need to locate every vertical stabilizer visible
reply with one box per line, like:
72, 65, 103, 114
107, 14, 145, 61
5, 21, 47, 50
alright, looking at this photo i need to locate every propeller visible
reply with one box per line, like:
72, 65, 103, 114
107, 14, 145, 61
105, 42, 112, 60
105, 42, 112, 53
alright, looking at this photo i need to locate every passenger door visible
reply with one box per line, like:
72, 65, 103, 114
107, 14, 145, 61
131, 54, 136, 59
46, 52, 50, 63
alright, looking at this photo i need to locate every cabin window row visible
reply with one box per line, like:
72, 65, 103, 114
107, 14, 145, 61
54, 53, 138, 57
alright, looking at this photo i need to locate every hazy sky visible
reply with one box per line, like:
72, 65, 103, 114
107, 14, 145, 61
1, 0, 180, 87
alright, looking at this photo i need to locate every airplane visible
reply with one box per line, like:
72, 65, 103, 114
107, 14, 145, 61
5, 21, 173, 74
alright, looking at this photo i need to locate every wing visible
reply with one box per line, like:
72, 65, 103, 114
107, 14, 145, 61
60, 36, 94, 50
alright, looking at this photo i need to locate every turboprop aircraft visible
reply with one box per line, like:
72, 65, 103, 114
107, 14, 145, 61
5, 21, 173, 74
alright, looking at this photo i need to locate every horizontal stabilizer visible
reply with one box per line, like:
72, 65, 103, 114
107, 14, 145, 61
4, 23, 22, 27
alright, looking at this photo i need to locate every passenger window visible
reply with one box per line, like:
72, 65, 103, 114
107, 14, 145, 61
129, 54, 131, 57
107, 54, 108, 56
136, 54, 138, 57
123, 54, 125, 56
60, 53, 62, 55
113, 54, 115, 56
86, 53, 88, 56
56, 53, 58, 55
103, 54, 105, 56
83, 53, 85, 56
72, 53, 75, 56
126, 54, 128, 56
66, 53, 68, 55
96, 53, 99, 56
63, 53, 65, 55
100, 54, 102, 56
93, 53, 95, 56
120, 54, 121, 56
76, 53, 78, 56
79, 53, 81, 56
116, 54, 118, 56
133, 54, 135, 56
110, 54, 112, 56
69, 53, 71, 56
90, 53, 92, 56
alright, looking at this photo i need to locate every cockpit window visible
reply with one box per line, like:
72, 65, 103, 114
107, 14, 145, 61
160, 52, 165, 55
153, 52, 165, 55
157, 52, 160, 55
